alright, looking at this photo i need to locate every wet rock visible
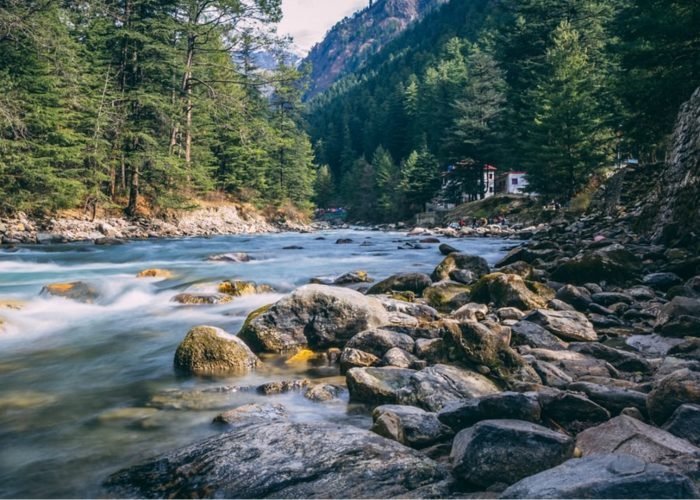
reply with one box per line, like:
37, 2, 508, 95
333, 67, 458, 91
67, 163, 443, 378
577, 415, 700, 480
371, 405, 453, 449
422, 281, 471, 312
238, 285, 389, 353
136, 268, 174, 279
206, 252, 251, 262
663, 404, 700, 446
471, 273, 553, 311
172, 293, 234, 305
555, 284, 592, 311
336, 238, 353, 244
40, 281, 99, 303
438, 392, 541, 432
103, 421, 449, 498
439, 243, 459, 255
568, 381, 648, 416
334, 271, 372, 285
256, 379, 310, 395
525, 309, 597, 342
644, 272, 684, 291
340, 348, 381, 373
174, 326, 261, 376
94, 237, 124, 246
539, 389, 611, 432
501, 454, 698, 499
282, 245, 304, 250
451, 419, 574, 489
213, 403, 288, 425
511, 320, 568, 350
367, 273, 432, 295
432, 253, 490, 282
568, 342, 652, 373
304, 384, 345, 402
647, 368, 700, 424
346, 329, 415, 358
218, 280, 273, 296
97, 407, 161, 427
655, 297, 700, 337
451, 302, 489, 321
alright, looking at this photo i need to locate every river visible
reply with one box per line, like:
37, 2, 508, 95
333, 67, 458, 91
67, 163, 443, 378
0, 230, 510, 498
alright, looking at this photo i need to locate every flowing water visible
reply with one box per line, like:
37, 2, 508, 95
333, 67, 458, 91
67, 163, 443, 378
0, 230, 510, 498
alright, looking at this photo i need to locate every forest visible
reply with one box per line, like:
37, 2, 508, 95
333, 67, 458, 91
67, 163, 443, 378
0, 0, 315, 215
308, 0, 700, 222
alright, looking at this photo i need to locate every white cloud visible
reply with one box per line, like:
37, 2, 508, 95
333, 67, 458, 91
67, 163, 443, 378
279, 0, 367, 53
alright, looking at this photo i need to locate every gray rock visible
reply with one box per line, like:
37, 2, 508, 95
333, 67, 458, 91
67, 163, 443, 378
439, 243, 459, 255
172, 293, 233, 305
340, 348, 381, 373
103, 421, 449, 498
647, 368, 700, 424
206, 252, 251, 262
256, 379, 310, 395
451, 419, 574, 488
238, 285, 389, 352
525, 309, 597, 342
511, 320, 568, 350
538, 389, 611, 432
346, 328, 415, 358
664, 404, 700, 446
432, 253, 490, 282
500, 454, 698, 499
497, 307, 525, 321
213, 403, 287, 425
655, 297, 700, 337
523, 347, 617, 380
304, 384, 345, 402
451, 302, 489, 321
371, 405, 453, 449
382, 347, 423, 369
555, 284, 592, 311
644, 272, 684, 291
438, 392, 541, 432
591, 291, 634, 306
568, 381, 648, 416
376, 297, 439, 322
173, 326, 261, 376
39, 281, 99, 303
449, 269, 478, 284
366, 273, 432, 295
569, 342, 652, 373
414, 338, 445, 364
626, 333, 685, 356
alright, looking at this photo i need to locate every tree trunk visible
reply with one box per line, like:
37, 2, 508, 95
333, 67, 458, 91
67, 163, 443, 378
127, 164, 139, 216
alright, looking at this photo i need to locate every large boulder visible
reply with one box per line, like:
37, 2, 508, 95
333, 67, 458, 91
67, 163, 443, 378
550, 245, 642, 285
577, 415, 700, 480
345, 329, 415, 358
511, 320, 568, 350
366, 273, 432, 295
438, 392, 541, 432
470, 273, 554, 310
238, 285, 389, 352
568, 381, 648, 416
525, 309, 597, 342
422, 281, 471, 312
103, 421, 449, 498
431, 253, 490, 282
647, 368, 700, 424
173, 326, 261, 376
555, 284, 593, 311
450, 419, 574, 488
655, 297, 700, 337
568, 342, 652, 373
664, 404, 700, 446
371, 405, 453, 449
501, 454, 698, 499
538, 389, 611, 432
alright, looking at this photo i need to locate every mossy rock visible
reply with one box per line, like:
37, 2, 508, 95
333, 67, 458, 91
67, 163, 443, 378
241, 303, 273, 332
422, 282, 471, 312
471, 273, 552, 311
136, 269, 174, 279
174, 326, 261, 376
40, 282, 99, 303
218, 280, 273, 297
172, 293, 233, 305
389, 291, 416, 303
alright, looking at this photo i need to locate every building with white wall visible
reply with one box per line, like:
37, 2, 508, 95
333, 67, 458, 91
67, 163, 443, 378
496, 171, 528, 195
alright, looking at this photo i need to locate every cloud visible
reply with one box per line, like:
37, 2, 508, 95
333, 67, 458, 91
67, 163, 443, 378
279, 0, 367, 53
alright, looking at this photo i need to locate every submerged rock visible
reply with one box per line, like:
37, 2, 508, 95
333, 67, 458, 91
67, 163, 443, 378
206, 252, 251, 262
217, 280, 273, 296
40, 282, 99, 303
136, 269, 174, 279
172, 293, 233, 305
173, 326, 261, 376
213, 403, 288, 425
500, 454, 697, 499
103, 421, 449, 498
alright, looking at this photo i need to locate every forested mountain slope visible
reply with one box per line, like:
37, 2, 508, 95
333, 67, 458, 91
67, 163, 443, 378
307, 0, 700, 223
303, 0, 448, 98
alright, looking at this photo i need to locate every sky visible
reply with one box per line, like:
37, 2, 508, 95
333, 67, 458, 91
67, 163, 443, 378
279, 0, 367, 53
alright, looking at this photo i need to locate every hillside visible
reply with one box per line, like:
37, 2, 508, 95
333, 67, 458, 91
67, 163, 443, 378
303, 0, 448, 98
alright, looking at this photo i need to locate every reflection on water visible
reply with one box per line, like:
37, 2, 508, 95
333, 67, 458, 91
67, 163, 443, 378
0, 230, 510, 497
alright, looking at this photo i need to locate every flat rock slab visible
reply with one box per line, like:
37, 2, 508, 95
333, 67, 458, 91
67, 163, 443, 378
500, 454, 698, 499
103, 421, 449, 498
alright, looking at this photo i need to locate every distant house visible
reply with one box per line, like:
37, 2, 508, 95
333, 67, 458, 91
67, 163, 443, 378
483, 165, 497, 198
496, 171, 528, 195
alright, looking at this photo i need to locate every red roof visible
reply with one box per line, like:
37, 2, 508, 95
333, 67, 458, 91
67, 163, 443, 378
484, 165, 497, 171
508, 171, 526, 175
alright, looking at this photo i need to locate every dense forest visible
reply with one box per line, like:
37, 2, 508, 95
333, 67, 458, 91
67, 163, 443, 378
0, 0, 315, 215
307, 0, 700, 222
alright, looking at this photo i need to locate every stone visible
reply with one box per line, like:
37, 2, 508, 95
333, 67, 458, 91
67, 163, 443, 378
136, 268, 174, 279
256, 379, 310, 395
336, 238, 353, 244
555, 284, 592, 311
668, 338, 700, 361
663, 404, 700, 446
94, 237, 124, 246
213, 403, 288, 425
450, 419, 574, 489
471, 273, 553, 311
525, 309, 597, 342
439, 243, 459, 255
304, 384, 345, 402
451, 302, 489, 321
103, 421, 449, 498
376, 297, 440, 321
500, 454, 698, 499
538, 390, 611, 432
346, 367, 416, 406
39, 282, 99, 303
524, 347, 617, 380
626, 333, 684, 356
371, 405, 453, 449
438, 392, 541, 432
366, 273, 432, 295
591, 291, 634, 306
382, 347, 423, 369
550, 245, 642, 285
577, 415, 700, 480
568, 342, 652, 373
334, 271, 372, 285
218, 280, 273, 296
345, 328, 414, 358
497, 307, 525, 321
340, 348, 381, 373
568, 381, 648, 416
206, 252, 251, 262
511, 320, 568, 350
449, 269, 478, 285
414, 338, 445, 363
655, 297, 700, 337
647, 368, 700, 424
172, 293, 233, 305
173, 326, 261, 376
422, 281, 471, 312
431, 253, 490, 282
238, 285, 389, 353
644, 272, 684, 291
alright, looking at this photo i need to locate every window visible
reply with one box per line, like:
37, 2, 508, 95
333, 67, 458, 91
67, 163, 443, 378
512, 178, 518, 185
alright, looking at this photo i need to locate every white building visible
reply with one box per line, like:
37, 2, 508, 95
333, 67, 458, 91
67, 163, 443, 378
496, 171, 528, 195
483, 165, 497, 198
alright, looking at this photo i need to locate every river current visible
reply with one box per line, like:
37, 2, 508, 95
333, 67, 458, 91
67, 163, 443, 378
0, 230, 510, 498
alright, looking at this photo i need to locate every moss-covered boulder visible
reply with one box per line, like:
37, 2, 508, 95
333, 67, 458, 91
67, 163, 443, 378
174, 326, 261, 376
40, 282, 99, 303
422, 281, 471, 312
238, 285, 389, 353
218, 280, 273, 296
550, 245, 642, 285
471, 273, 553, 311
366, 273, 432, 295
431, 253, 490, 282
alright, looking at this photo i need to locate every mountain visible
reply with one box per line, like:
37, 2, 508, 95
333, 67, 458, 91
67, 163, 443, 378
302, 0, 448, 98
